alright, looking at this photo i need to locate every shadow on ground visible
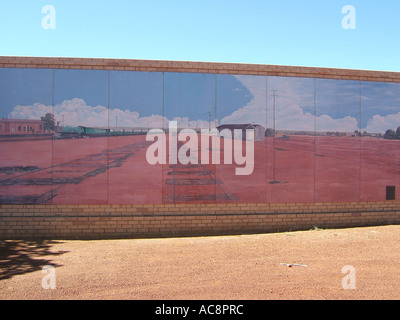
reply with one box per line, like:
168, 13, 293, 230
0, 240, 68, 280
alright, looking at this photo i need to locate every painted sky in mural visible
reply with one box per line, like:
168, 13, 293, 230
1, 68, 400, 134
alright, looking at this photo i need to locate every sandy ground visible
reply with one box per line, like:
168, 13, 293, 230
1, 225, 400, 300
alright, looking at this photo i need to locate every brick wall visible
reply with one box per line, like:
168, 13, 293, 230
1, 56, 400, 239
1, 202, 400, 239
1, 56, 400, 82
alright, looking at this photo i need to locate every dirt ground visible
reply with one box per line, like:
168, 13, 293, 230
1, 225, 400, 300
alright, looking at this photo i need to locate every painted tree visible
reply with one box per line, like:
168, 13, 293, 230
265, 128, 275, 137
384, 129, 396, 140
41, 113, 55, 132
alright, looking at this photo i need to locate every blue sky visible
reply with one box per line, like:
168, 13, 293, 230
1, 0, 400, 71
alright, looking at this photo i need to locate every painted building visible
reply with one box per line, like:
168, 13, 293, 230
217, 124, 266, 141
0, 119, 44, 135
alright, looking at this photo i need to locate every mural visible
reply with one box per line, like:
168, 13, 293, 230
216, 75, 267, 203
0, 68, 53, 204
360, 81, 400, 201
109, 71, 164, 204
315, 79, 361, 202
0, 67, 399, 205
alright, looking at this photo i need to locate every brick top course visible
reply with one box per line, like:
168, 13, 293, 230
0, 56, 399, 83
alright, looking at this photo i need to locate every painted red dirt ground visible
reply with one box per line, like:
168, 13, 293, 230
0, 134, 399, 205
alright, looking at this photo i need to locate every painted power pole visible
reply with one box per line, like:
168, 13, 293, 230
271, 90, 279, 184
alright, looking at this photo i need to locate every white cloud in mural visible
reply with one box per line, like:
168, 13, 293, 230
315, 115, 359, 132
10, 98, 165, 128
169, 117, 212, 129
274, 97, 314, 131
364, 112, 400, 133
275, 97, 359, 132
10, 102, 52, 121
11, 86, 397, 134
221, 75, 267, 127
222, 75, 360, 133
57, 99, 109, 127
9, 98, 214, 130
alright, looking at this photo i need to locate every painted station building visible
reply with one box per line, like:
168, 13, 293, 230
217, 123, 266, 141
0, 119, 44, 135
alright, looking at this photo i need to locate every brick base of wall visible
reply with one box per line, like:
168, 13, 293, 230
1, 202, 399, 240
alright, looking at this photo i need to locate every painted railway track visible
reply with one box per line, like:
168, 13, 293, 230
164, 161, 236, 204
0, 141, 152, 204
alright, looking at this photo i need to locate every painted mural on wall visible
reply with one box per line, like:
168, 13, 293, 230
0, 68, 399, 205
